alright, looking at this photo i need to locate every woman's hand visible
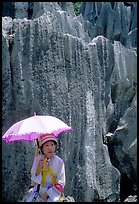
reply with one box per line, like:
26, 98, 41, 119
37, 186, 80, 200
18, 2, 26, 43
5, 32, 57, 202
35, 155, 45, 176
39, 155, 45, 167
40, 192, 49, 200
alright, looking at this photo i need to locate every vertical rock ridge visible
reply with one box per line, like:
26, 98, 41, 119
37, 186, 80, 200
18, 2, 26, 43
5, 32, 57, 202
2, 2, 136, 202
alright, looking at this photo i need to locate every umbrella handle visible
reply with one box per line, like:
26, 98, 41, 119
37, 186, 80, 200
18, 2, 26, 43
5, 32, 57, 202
36, 139, 39, 148
35, 145, 39, 156
35, 139, 41, 156
36, 139, 45, 155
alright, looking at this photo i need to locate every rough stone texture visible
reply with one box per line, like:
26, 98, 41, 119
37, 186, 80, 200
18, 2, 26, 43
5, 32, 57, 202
2, 2, 137, 202
79, 2, 137, 49
124, 195, 137, 202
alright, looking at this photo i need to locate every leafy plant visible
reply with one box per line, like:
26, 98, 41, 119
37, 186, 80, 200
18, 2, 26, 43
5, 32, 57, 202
72, 2, 82, 16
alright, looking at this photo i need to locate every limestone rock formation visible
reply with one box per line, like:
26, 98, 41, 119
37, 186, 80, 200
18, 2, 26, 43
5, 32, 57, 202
2, 2, 137, 202
124, 195, 137, 202
79, 2, 137, 49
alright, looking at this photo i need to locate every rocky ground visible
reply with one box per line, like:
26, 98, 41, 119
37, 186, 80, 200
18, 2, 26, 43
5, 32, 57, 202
124, 195, 137, 202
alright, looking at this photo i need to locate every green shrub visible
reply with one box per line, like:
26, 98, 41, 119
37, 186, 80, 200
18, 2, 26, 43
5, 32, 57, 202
72, 2, 82, 16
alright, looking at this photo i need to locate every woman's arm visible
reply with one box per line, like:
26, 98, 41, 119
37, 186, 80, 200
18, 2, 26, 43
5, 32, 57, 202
46, 160, 66, 201
31, 155, 42, 184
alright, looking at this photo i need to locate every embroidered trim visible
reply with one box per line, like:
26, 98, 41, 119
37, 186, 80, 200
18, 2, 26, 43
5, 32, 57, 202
54, 182, 64, 193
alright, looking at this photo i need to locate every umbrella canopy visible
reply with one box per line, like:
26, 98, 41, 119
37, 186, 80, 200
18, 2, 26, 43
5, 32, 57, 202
2, 115, 72, 143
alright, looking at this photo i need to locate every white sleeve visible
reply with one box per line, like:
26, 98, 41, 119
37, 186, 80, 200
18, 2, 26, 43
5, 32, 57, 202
31, 155, 42, 184
47, 161, 65, 201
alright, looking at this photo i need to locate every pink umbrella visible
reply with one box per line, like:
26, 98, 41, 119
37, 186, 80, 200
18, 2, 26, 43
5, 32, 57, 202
2, 115, 72, 143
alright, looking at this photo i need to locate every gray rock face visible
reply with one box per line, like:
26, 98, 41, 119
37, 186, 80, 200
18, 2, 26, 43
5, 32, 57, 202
124, 195, 137, 202
2, 2, 137, 202
79, 2, 137, 49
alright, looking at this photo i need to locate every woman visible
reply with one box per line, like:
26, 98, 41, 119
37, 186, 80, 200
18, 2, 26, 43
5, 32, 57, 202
28, 133, 65, 202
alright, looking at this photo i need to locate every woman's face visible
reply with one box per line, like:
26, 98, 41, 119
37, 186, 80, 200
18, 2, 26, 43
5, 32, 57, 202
42, 140, 56, 159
